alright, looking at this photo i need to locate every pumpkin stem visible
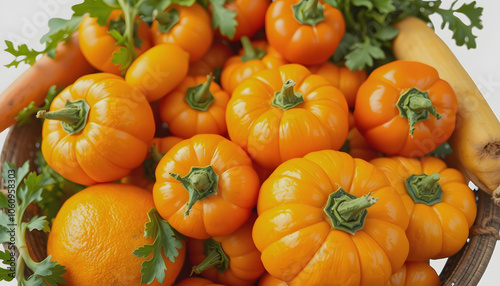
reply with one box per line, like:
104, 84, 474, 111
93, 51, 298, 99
154, 8, 180, 33
397, 87, 441, 137
191, 239, 229, 275
324, 188, 377, 235
292, 0, 325, 26
405, 173, 443, 206
143, 145, 165, 182
185, 74, 215, 111
36, 99, 90, 135
272, 79, 304, 110
171, 166, 219, 216
240, 36, 266, 62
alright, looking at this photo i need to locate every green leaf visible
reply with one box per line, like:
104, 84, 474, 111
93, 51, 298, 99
35, 151, 85, 223
27, 255, 66, 286
40, 16, 84, 59
1, 161, 67, 285
140, 0, 196, 23
111, 46, 135, 71
209, 0, 237, 39
372, 0, 396, 14
351, 0, 373, 10
4, 41, 42, 68
18, 172, 45, 210
2, 161, 30, 192
72, 0, 116, 26
375, 25, 399, 41
344, 39, 385, 70
0, 250, 15, 282
437, 1, 483, 49
133, 208, 183, 284
26, 216, 50, 233
15, 85, 61, 127
330, 0, 483, 71
0, 193, 7, 209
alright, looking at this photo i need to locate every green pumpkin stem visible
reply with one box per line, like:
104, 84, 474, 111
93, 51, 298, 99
397, 87, 441, 136
240, 36, 266, 62
272, 79, 304, 110
292, 0, 325, 26
191, 239, 229, 275
185, 74, 215, 111
36, 99, 90, 134
405, 173, 443, 206
171, 166, 219, 216
324, 188, 378, 235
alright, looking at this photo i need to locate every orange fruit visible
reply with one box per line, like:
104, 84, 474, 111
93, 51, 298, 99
47, 183, 186, 285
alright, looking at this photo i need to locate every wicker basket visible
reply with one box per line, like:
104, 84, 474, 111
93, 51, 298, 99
2, 116, 500, 285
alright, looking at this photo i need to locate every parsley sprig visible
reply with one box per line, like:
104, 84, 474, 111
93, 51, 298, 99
329, 0, 483, 71
133, 208, 184, 285
0, 161, 66, 285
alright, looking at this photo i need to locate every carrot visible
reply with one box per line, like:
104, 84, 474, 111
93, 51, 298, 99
0, 33, 95, 133
393, 17, 500, 200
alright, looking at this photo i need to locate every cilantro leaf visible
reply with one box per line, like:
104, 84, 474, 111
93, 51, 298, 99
4, 41, 42, 68
72, 0, 116, 26
209, 0, 237, 40
16, 85, 61, 127
133, 208, 183, 284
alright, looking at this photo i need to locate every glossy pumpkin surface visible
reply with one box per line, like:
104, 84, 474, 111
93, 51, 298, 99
253, 150, 410, 285
153, 134, 260, 239
370, 156, 476, 261
40, 73, 155, 185
226, 64, 349, 170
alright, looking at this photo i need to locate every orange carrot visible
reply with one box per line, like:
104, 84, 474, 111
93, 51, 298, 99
0, 33, 95, 133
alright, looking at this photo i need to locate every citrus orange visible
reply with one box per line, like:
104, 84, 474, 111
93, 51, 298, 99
47, 183, 186, 285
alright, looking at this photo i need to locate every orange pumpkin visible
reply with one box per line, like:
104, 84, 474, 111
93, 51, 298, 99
370, 156, 477, 261
253, 150, 410, 285
39, 73, 155, 185
153, 134, 260, 239
188, 214, 265, 285
226, 64, 349, 170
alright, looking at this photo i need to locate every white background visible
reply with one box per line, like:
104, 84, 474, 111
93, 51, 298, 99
0, 0, 499, 285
